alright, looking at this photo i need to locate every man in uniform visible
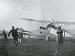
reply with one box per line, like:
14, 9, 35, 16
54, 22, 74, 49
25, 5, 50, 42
8, 26, 19, 47
57, 26, 63, 46
2, 30, 7, 42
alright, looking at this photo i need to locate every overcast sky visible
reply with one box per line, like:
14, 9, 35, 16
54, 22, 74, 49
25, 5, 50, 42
0, 0, 75, 31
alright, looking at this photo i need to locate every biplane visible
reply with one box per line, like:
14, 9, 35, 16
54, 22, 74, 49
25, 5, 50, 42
19, 18, 75, 41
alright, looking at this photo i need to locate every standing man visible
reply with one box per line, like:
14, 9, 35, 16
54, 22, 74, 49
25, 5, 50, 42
18, 31, 23, 43
57, 26, 63, 46
2, 30, 7, 42
8, 26, 19, 47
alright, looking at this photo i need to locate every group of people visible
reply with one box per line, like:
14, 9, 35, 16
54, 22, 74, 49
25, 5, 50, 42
2, 26, 23, 47
2, 26, 64, 47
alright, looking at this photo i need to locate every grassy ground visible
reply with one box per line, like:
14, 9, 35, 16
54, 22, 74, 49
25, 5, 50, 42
0, 38, 75, 56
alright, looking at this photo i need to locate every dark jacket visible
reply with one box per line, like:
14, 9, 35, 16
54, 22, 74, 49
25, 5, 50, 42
2, 31, 7, 38
8, 29, 18, 38
57, 30, 63, 40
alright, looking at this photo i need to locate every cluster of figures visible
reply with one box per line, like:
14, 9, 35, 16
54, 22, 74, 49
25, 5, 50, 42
2, 26, 23, 47
2, 26, 64, 47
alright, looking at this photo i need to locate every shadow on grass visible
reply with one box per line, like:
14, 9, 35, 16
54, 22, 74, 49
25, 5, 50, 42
0, 39, 8, 56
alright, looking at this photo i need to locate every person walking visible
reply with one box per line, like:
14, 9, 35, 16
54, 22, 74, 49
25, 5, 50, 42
8, 26, 19, 47
2, 30, 7, 42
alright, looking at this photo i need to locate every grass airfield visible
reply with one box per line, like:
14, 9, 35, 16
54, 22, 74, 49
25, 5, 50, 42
0, 37, 75, 56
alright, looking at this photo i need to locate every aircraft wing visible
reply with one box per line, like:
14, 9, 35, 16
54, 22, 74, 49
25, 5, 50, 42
21, 18, 75, 24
